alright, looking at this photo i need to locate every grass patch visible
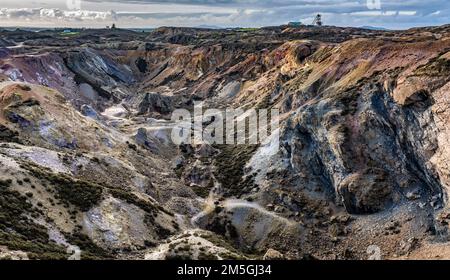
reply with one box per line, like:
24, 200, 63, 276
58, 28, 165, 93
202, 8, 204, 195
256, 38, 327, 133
60, 32, 80, 37
236, 28, 260, 32
414, 57, 450, 77
198, 251, 219, 260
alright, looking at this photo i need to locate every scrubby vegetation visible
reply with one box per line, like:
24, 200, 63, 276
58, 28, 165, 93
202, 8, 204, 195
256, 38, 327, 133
190, 181, 213, 198
0, 177, 68, 259
53, 179, 103, 212
109, 188, 173, 217
213, 144, 258, 197
415, 57, 450, 77
412, 56, 450, 92
64, 231, 112, 260
22, 163, 103, 211
0, 124, 21, 143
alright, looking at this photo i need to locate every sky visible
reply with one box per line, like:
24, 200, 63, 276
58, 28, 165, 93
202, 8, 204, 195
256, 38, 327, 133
0, 0, 449, 29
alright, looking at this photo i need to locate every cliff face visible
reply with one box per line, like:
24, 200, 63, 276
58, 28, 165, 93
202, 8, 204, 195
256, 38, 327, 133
1, 25, 450, 259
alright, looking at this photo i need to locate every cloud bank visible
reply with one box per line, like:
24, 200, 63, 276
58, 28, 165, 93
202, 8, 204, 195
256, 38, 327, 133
0, 0, 448, 29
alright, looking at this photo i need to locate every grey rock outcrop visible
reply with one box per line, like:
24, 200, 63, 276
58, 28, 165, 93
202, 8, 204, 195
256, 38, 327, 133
138, 93, 173, 115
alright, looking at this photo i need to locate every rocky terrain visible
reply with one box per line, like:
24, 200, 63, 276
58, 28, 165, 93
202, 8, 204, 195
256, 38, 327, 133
1, 24, 450, 260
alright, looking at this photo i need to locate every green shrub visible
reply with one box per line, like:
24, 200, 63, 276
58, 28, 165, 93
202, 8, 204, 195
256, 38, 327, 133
213, 145, 258, 197
65, 231, 112, 260
0, 181, 68, 259
22, 163, 103, 211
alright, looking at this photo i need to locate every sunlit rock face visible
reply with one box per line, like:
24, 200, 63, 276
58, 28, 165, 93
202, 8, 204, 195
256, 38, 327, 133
1, 25, 450, 260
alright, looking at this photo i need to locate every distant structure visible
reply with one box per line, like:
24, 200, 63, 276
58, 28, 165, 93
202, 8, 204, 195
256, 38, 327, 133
111, 23, 116, 29
312, 14, 322, 26
288, 21, 303, 27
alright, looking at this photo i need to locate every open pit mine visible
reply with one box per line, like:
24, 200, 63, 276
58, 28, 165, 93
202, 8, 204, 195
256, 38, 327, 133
1, 24, 450, 260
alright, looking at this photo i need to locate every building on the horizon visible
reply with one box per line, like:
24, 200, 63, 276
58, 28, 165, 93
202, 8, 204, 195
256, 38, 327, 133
288, 21, 303, 27
312, 14, 323, 26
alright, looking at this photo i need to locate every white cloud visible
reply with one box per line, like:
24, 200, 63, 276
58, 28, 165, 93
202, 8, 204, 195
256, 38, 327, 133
0, 0, 448, 29
0, 8, 116, 22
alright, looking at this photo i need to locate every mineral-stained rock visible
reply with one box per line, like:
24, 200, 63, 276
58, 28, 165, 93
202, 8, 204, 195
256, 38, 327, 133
83, 195, 178, 250
65, 48, 134, 100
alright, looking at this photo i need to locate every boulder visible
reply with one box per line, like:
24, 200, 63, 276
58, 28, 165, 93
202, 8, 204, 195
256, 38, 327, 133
80, 104, 99, 120
135, 127, 158, 151
138, 93, 173, 115
338, 170, 394, 214
263, 249, 285, 260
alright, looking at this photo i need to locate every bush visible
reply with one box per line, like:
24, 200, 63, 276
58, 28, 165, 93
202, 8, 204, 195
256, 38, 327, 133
0, 180, 68, 259
22, 163, 103, 211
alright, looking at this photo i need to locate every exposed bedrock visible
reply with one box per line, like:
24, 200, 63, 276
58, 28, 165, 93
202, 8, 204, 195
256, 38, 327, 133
279, 83, 443, 215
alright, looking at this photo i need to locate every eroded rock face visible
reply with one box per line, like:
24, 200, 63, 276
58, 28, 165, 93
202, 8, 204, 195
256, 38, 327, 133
137, 92, 173, 116
65, 48, 135, 101
338, 171, 394, 214
84, 196, 151, 250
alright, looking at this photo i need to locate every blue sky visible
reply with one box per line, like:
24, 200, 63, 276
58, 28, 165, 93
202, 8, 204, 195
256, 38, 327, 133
0, 0, 448, 29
